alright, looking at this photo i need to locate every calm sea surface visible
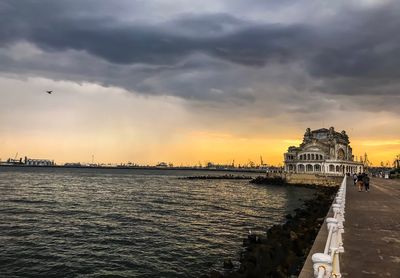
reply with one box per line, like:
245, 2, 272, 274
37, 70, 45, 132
0, 167, 315, 278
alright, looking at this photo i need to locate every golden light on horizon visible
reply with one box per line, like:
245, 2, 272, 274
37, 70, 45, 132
0, 77, 399, 167
1, 127, 398, 167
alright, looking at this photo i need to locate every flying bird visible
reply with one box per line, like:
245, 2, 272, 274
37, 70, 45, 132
46, 90, 53, 94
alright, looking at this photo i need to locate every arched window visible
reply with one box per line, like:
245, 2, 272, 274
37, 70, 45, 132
314, 164, 321, 172
311, 154, 315, 160
306, 164, 313, 172
329, 164, 335, 172
336, 165, 340, 172
298, 164, 305, 172
307, 154, 311, 160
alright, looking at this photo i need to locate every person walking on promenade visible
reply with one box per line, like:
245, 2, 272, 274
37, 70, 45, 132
357, 172, 364, 192
353, 173, 358, 186
363, 173, 370, 192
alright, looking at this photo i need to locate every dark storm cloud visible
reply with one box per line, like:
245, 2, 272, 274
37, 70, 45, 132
0, 0, 309, 66
309, 5, 400, 78
1, 0, 400, 102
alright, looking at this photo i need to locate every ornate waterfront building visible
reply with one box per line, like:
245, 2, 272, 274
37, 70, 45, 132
284, 127, 364, 175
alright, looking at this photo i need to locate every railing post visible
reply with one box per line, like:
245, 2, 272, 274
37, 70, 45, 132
337, 221, 344, 253
325, 217, 338, 253
331, 249, 342, 278
312, 253, 332, 278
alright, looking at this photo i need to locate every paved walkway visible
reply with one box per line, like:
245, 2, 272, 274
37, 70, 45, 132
341, 177, 400, 277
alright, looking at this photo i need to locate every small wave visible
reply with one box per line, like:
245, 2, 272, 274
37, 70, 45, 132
5, 198, 57, 205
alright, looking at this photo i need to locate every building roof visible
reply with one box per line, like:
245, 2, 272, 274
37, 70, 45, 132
312, 128, 329, 133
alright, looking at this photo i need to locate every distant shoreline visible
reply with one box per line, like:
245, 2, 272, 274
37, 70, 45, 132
0, 164, 267, 173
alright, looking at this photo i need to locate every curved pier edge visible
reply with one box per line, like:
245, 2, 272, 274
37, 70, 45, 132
298, 200, 334, 277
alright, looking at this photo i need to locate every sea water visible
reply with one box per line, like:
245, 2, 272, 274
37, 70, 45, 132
0, 167, 314, 277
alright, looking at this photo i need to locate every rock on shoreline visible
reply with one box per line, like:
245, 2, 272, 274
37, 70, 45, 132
250, 176, 286, 186
183, 175, 253, 180
208, 185, 337, 278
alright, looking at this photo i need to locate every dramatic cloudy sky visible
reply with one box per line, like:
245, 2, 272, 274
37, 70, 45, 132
0, 0, 399, 165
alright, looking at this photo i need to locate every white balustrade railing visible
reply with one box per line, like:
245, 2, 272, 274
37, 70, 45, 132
312, 176, 347, 278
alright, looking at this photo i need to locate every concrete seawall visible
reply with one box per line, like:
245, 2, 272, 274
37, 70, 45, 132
298, 201, 334, 277
284, 173, 343, 187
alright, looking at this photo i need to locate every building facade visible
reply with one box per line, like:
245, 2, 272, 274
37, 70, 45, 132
24, 157, 55, 166
284, 127, 364, 175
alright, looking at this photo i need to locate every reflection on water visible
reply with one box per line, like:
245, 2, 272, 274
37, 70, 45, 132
0, 167, 314, 277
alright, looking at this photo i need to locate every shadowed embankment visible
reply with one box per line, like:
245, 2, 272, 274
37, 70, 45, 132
207, 178, 338, 278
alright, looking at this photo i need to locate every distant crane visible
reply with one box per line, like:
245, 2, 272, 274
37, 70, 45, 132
248, 160, 255, 168
260, 156, 267, 167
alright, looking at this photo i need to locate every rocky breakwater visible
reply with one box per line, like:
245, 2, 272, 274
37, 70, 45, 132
250, 176, 287, 186
183, 175, 253, 180
209, 185, 337, 278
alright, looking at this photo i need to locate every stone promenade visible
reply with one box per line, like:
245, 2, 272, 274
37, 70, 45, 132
341, 177, 400, 277
299, 177, 400, 277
